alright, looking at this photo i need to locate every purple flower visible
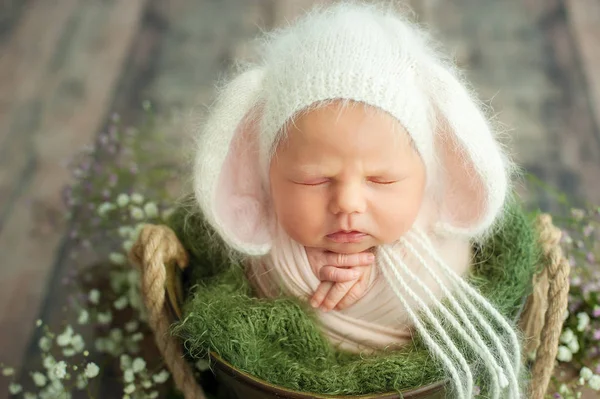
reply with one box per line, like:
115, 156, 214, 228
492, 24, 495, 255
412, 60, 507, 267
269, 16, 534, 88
553, 393, 561, 399
109, 174, 118, 186
583, 224, 594, 237
587, 253, 596, 264
594, 329, 600, 340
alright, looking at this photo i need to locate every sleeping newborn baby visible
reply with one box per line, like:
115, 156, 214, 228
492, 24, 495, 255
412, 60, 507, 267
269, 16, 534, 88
249, 100, 472, 353
193, 3, 521, 398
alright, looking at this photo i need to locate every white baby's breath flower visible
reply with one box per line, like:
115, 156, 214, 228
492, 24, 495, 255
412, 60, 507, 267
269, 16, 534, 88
195, 358, 210, 371
152, 369, 170, 384
581, 367, 593, 381
32, 371, 47, 387
590, 374, 600, 391
132, 357, 146, 373
109, 252, 127, 265
62, 348, 76, 357
95, 338, 107, 352
125, 321, 139, 332
120, 354, 132, 369
148, 391, 159, 399
143, 202, 159, 218
97, 311, 112, 325
131, 332, 144, 342
24, 392, 37, 399
559, 383, 570, 395
560, 328, 574, 344
110, 328, 124, 343
98, 202, 116, 217
130, 206, 145, 220
43, 355, 56, 369
142, 380, 152, 389
77, 309, 89, 325
113, 296, 128, 310
568, 338, 580, 354
577, 312, 590, 332
8, 383, 22, 394
50, 361, 67, 380
123, 240, 134, 253
71, 334, 85, 353
131, 193, 144, 204
161, 207, 175, 221
39, 335, 52, 352
117, 194, 130, 207
56, 325, 74, 347
89, 289, 100, 304
118, 226, 134, 238
76, 373, 87, 389
84, 362, 100, 379
124, 383, 136, 394
557, 345, 573, 362
563, 310, 570, 321
123, 369, 135, 383
2, 367, 14, 376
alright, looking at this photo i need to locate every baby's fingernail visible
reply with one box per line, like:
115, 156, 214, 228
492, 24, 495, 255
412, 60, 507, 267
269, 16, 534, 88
352, 271, 361, 278
310, 299, 319, 308
367, 254, 375, 261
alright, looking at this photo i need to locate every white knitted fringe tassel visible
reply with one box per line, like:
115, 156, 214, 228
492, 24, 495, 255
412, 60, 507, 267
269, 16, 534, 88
378, 231, 524, 399
410, 228, 522, 375
402, 233, 520, 398
378, 248, 472, 399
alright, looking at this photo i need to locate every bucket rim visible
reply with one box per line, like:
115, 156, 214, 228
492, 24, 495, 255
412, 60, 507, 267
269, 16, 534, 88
209, 351, 448, 398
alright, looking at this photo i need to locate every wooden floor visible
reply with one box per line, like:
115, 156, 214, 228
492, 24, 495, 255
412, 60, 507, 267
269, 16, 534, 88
0, 0, 598, 397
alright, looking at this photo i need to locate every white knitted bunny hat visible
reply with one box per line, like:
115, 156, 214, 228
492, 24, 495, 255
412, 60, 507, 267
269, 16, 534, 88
193, 2, 511, 256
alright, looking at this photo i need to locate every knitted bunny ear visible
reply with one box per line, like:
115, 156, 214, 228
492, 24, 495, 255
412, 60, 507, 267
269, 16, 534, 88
427, 63, 510, 239
193, 68, 272, 255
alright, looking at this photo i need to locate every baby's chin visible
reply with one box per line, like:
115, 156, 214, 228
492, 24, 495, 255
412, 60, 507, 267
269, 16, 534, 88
319, 237, 379, 254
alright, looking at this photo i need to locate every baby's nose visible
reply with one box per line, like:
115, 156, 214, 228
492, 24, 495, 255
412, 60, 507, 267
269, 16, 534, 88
329, 183, 367, 215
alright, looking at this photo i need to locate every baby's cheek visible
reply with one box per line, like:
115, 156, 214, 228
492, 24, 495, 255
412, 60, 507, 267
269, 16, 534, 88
277, 196, 327, 245
373, 203, 420, 243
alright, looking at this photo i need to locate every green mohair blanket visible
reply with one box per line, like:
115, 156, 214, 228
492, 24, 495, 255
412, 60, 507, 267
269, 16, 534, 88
169, 201, 542, 396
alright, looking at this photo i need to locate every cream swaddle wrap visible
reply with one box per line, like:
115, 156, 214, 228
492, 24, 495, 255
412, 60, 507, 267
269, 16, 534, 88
193, 3, 524, 398
247, 201, 472, 353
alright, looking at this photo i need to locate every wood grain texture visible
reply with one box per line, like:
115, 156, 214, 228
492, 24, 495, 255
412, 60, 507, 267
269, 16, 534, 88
564, 0, 600, 151
0, 1, 148, 395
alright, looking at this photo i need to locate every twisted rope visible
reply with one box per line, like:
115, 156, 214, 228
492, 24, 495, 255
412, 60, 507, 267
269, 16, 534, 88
129, 213, 569, 399
527, 214, 571, 399
129, 224, 206, 399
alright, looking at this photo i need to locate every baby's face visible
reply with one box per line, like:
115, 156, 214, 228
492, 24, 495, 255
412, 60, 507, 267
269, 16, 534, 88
269, 101, 426, 254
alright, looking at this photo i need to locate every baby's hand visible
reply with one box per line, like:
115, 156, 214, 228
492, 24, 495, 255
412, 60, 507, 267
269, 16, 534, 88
305, 247, 375, 312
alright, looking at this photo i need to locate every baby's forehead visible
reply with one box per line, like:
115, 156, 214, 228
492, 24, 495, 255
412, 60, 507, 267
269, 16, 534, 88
277, 100, 415, 148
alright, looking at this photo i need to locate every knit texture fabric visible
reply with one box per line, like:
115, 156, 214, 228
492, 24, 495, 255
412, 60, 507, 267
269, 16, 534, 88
170, 200, 541, 396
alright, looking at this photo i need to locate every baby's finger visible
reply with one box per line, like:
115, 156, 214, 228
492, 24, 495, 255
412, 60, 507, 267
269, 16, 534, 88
334, 280, 367, 311
319, 265, 361, 282
325, 251, 375, 267
310, 281, 334, 309
320, 281, 355, 312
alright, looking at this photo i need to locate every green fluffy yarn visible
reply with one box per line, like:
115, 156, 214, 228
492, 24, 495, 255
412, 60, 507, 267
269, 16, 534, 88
169, 201, 541, 396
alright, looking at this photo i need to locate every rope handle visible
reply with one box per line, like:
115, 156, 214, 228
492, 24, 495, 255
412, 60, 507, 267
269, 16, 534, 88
527, 214, 571, 399
129, 213, 570, 399
129, 224, 206, 399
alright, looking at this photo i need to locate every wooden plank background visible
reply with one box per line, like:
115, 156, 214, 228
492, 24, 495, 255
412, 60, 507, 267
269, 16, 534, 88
0, 0, 598, 397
